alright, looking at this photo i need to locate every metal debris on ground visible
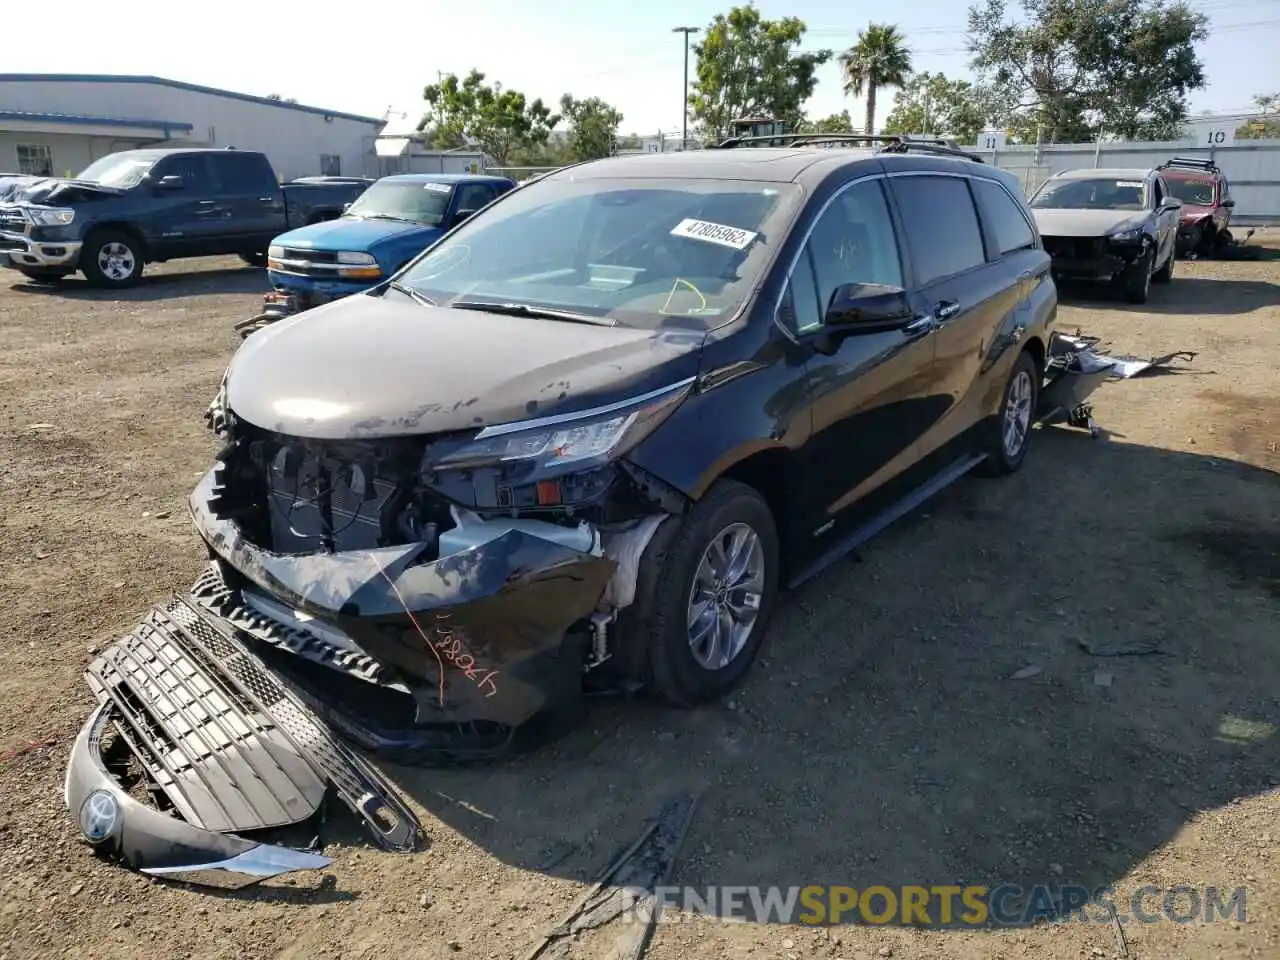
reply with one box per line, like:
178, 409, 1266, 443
1008, 665, 1043, 680
523, 793, 701, 960
1077, 636, 1164, 657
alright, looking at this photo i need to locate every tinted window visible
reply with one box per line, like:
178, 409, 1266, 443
455, 182, 497, 212
805, 178, 903, 322
973, 178, 1035, 255
1153, 177, 1165, 206
890, 176, 985, 284
154, 155, 214, 191
778, 250, 824, 333
213, 153, 276, 193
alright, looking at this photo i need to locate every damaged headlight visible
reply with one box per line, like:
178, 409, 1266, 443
1108, 226, 1143, 243
28, 206, 75, 226
432, 379, 694, 479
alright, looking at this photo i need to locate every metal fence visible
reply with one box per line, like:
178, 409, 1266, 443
974, 138, 1280, 223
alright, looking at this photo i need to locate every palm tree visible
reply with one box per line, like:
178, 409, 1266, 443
839, 24, 913, 135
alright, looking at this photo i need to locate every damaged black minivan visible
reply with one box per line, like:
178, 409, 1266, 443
189, 144, 1055, 756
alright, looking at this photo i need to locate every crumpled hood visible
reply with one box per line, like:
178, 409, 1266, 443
11, 177, 125, 204
1178, 204, 1214, 224
273, 215, 438, 251
1032, 208, 1146, 238
224, 292, 705, 439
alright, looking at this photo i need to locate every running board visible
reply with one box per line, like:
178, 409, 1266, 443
788, 453, 988, 590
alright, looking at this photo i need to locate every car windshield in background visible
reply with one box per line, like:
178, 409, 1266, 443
1165, 178, 1215, 206
1030, 177, 1148, 211
395, 177, 800, 329
346, 181, 453, 225
75, 154, 157, 188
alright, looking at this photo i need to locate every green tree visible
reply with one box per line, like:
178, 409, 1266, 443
559, 95, 625, 161
1236, 92, 1280, 140
883, 72, 990, 144
689, 4, 832, 140
839, 23, 913, 134
803, 110, 855, 134
419, 70, 560, 165
967, 0, 1209, 142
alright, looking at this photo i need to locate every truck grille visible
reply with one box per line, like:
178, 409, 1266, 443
280, 247, 337, 263
0, 205, 30, 235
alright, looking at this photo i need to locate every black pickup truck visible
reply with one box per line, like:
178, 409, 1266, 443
0, 148, 371, 288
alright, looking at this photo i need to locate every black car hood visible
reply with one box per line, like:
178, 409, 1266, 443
13, 177, 125, 203
225, 292, 706, 439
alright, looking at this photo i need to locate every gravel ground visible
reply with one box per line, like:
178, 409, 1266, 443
0, 237, 1277, 960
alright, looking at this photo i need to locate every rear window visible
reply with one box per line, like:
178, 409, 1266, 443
212, 153, 276, 193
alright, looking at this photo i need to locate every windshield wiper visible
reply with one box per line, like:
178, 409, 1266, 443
389, 280, 436, 307
450, 300, 616, 327
360, 213, 416, 223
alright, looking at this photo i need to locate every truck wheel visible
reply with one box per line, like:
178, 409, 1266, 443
82, 230, 143, 288
1119, 246, 1152, 304
615, 480, 779, 707
17, 266, 71, 284
239, 250, 268, 268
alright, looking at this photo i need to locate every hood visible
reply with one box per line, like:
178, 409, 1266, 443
225, 292, 705, 440
273, 216, 440, 251
12, 178, 126, 204
1179, 204, 1214, 224
1032, 208, 1146, 238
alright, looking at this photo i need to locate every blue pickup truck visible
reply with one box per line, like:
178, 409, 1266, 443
264, 173, 516, 311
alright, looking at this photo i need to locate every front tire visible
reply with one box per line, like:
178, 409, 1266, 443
239, 250, 268, 268
617, 480, 779, 707
81, 230, 143, 288
1119, 245, 1152, 304
976, 351, 1039, 477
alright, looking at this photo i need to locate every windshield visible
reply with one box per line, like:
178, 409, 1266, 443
75, 154, 157, 188
395, 177, 801, 329
346, 180, 454, 225
1030, 177, 1148, 211
1165, 177, 1215, 206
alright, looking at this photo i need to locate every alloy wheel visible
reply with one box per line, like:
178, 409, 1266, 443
1003, 369, 1034, 458
97, 242, 136, 282
686, 522, 765, 670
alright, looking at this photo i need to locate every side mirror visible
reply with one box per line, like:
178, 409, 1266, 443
453, 208, 477, 227
342, 201, 352, 213
1221, 198, 1235, 209
815, 283, 915, 355
154, 174, 184, 191
1159, 196, 1182, 210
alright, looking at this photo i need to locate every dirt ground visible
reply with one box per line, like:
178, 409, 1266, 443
1, 238, 1277, 960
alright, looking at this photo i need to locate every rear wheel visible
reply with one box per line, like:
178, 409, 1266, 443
976, 351, 1039, 477
16, 266, 71, 284
81, 230, 143, 288
616, 480, 779, 707
239, 250, 268, 268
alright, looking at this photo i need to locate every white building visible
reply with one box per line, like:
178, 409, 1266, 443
0, 74, 385, 182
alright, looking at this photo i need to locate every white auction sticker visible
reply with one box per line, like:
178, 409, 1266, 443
669, 218, 759, 250
1116, 181, 1145, 188
423, 181, 452, 193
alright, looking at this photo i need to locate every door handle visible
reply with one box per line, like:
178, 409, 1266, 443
902, 314, 936, 338
934, 300, 961, 323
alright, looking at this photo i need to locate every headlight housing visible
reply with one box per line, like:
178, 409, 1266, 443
336, 251, 376, 265
28, 207, 75, 226
429, 379, 694, 482
268, 244, 284, 259
1109, 226, 1142, 243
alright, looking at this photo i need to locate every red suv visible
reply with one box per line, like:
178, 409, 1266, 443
1157, 157, 1236, 255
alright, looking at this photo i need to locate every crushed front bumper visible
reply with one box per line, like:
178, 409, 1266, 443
1041, 236, 1140, 280
65, 594, 424, 889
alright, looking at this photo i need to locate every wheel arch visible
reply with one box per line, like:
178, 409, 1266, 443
85, 222, 149, 261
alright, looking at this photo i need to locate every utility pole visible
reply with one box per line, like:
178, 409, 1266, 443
672, 26, 699, 149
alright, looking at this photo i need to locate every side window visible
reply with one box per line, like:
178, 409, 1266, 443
1220, 177, 1230, 201
16, 144, 53, 177
972, 178, 1036, 256
456, 183, 496, 212
154, 155, 214, 192
213, 153, 276, 194
889, 176, 985, 284
1152, 177, 1165, 207
320, 154, 341, 176
777, 249, 824, 333
805, 178, 903, 322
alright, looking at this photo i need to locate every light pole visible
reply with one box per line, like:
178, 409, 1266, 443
672, 26, 699, 149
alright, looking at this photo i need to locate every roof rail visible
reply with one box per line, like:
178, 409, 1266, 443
1157, 156, 1222, 175
709, 132, 985, 163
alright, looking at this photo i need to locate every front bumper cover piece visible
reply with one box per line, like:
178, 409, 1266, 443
65, 595, 424, 889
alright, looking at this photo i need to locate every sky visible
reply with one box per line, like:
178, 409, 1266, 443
8, 0, 1279, 137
